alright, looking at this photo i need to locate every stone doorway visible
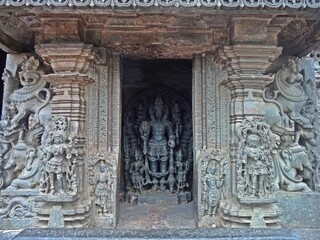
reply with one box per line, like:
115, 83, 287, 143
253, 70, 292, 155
119, 58, 195, 228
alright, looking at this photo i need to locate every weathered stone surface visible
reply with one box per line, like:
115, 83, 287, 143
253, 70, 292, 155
12, 228, 320, 240
277, 192, 320, 229
0, 5, 320, 234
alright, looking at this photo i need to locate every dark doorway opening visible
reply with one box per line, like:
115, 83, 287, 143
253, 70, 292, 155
119, 58, 195, 229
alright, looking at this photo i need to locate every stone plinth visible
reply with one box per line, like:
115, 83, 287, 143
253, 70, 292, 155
277, 191, 320, 229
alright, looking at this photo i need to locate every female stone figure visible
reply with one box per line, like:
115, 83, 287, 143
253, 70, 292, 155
42, 132, 71, 194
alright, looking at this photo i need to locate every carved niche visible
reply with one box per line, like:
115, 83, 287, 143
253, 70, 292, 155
123, 86, 192, 201
39, 116, 79, 196
236, 118, 276, 202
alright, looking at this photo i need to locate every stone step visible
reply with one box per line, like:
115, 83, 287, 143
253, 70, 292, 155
8, 228, 320, 240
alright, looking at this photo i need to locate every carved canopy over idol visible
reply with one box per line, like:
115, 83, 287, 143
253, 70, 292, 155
123, 87, 192, 194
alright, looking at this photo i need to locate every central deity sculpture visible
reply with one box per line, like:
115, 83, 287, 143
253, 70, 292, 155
123, 87, 193, 197
140, 97, 176, 191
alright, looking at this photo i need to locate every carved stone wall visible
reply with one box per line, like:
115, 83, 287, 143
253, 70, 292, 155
193, 53, 231, 225
1, 38, 320, 231
85, 50, 121, 227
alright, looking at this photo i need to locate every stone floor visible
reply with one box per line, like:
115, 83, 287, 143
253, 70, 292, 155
2, 228, 320, 240
117, 202, 196, 229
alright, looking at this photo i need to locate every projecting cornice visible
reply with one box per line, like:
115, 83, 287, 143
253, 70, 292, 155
0, 0, 319, 8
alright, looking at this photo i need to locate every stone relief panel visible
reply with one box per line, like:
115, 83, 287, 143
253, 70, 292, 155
0, 55, 52, 191
198, 149, 228, 228
88, 152, 116, 226
0, 51, 95, 229
220, 57, 318, 228
263, 58, 318, 192
39, 116, 78, 196
85, 52, 121, 227
123, 86, 193, 203
236, 118, 276, 202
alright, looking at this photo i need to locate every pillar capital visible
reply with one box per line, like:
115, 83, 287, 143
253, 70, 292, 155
220, 44, 282, 90
36, 43, 95, 74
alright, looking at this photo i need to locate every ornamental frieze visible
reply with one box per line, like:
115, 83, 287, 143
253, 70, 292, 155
0, 0, 319, 8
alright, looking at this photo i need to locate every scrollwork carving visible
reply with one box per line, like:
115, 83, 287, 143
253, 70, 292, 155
3, 0, 317, 7
0, 197, 34, 219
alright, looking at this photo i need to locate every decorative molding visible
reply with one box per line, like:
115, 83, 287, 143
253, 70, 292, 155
36, 43, 94, 74
1, 0, 319, 8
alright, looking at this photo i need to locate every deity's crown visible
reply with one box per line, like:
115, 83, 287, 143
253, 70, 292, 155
154, 96, 163, 107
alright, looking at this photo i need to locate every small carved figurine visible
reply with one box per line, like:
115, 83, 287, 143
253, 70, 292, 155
94, 161, 112, 216
204, 166, 222, 216
43, 132, 71, 195
243, 134, 269, 197
175, 149, 189, 192
129, 148, 145, 193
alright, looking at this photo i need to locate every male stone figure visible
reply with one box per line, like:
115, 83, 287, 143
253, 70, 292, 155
242, 134, 269, 197
140, 97, 175, 191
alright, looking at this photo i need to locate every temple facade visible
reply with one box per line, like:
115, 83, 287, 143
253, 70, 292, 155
0, 2, 319, 229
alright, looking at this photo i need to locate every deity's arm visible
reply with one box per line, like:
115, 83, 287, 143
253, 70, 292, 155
165, 121, 175, 137
216, 178, 224, 188
139, 163, 145, 173
165, 121, 176, 148
241, 151, 248, 164
129, 163, 134, 173
45, 149, 54, 161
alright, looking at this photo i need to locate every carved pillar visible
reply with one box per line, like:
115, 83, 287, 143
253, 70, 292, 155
85, 49, 121, 227
34, 43, 94, 227
220, 44, 282, 165
193, 53, 231, 227
216, 16, 284, 227
219, 45, 283, 227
